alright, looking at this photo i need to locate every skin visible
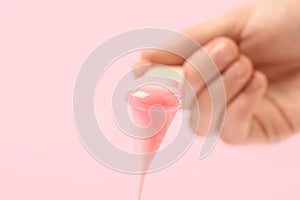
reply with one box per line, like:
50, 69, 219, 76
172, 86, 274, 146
135, 0, 300, 144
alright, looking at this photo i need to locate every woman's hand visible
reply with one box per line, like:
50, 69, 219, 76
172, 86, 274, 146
136, 0, 300, 144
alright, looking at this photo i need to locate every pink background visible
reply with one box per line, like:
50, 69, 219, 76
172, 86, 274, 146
1, 0, 300, 199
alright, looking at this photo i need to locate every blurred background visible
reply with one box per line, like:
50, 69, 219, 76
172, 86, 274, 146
1, 0, 300, 199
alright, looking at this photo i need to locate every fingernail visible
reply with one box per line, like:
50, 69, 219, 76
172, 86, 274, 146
209, 41, 236, 65
225, 61, 246, 80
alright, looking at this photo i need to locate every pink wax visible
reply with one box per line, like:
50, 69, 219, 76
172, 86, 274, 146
128, 84, 181, 200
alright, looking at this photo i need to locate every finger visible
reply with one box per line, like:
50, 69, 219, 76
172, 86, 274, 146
132, 60, 152, 78
184, 37, 239, 94
141, 4, 253, 65
192, 54, 253, 137
222, 55, 253, 103
132, 36, 239, 80
221, 71, 268, 144
247, 93, 296, 144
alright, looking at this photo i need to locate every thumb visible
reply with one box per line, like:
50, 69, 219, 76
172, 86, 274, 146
141, 4, 254, 65
184, 4, 253, 46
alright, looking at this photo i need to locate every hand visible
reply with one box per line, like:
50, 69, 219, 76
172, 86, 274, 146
136, 0, 300, 144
